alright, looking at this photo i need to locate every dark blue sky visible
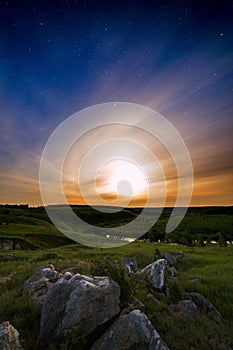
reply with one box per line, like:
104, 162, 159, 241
0, 0, 232, 205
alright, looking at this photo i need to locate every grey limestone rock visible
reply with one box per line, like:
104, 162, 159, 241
35, 274, 120, 350
90, 309, 169, 350
139, 259, 167, 291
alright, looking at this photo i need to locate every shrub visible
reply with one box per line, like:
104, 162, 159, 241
168, 280, 182, 303
48, 333, 86, 350
90, 259, 132, 308
32, 252, 63, 262
153, 247, 161, 260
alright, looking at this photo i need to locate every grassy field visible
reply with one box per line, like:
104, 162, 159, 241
0, 242, 233, 349
0, 207, 74, 248
0, 206, 232, 348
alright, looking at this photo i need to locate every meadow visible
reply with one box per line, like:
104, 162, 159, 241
0, 206, 233, 349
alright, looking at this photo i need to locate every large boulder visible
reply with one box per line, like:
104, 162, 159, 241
138, 259, 167, 292
22, 264, 61, 308
184, 292, 221, 318
90, 309, 169, 350
0, 321, 23, 350
35, 274, 120, 350
120, 258, 138, 276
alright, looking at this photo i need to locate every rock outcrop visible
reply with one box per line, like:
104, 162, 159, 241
90, 309, 169, 350
35, 274, 120, 350
0, 238, 33, 250
0, 321, 23, 350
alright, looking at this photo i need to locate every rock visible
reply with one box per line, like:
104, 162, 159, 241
139, 259, 167, 292
0, 239, 23, 250
62, 271, 73, 280
24, 264, 60, 284
0, 253, 17, 260
0, 239, 13, 250
90, 309, 169, 350
22, 265, 61, 308
120, 258, 138, 276
35, 274, 120, 350
190, 277, 201, 283
162, 252, 177, 266
62, 267, 77, 274
178, 300, 198, 323
184, 292, 221, 318
217, 343, 232, 350
0, 321, 23, 350
176, 251, 185, 259
168, 304, 178, 313
0, 275, 12, 284
169, 267, 178, 277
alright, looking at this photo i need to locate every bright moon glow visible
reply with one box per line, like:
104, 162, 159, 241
97, 159, 148, 198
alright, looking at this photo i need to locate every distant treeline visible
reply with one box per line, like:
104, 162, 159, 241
0, 204, 232, 214
0, 204, 29, 209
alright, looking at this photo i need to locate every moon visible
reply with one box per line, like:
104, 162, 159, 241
97, 159, 148, 198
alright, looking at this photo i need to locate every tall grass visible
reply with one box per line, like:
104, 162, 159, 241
0, 243, 232, 349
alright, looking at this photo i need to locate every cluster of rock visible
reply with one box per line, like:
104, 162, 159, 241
1, 251, 223, 349
135, 251, 182, 295
18, 259, 171, 349
0, 238, 23, 250
22, 264, 61, 308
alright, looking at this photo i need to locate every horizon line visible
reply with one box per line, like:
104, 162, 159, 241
0, 203, 232, 209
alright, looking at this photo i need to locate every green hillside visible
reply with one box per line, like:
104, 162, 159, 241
0, 206, 232, 249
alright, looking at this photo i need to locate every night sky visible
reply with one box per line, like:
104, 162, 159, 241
0, 0, 232, 206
